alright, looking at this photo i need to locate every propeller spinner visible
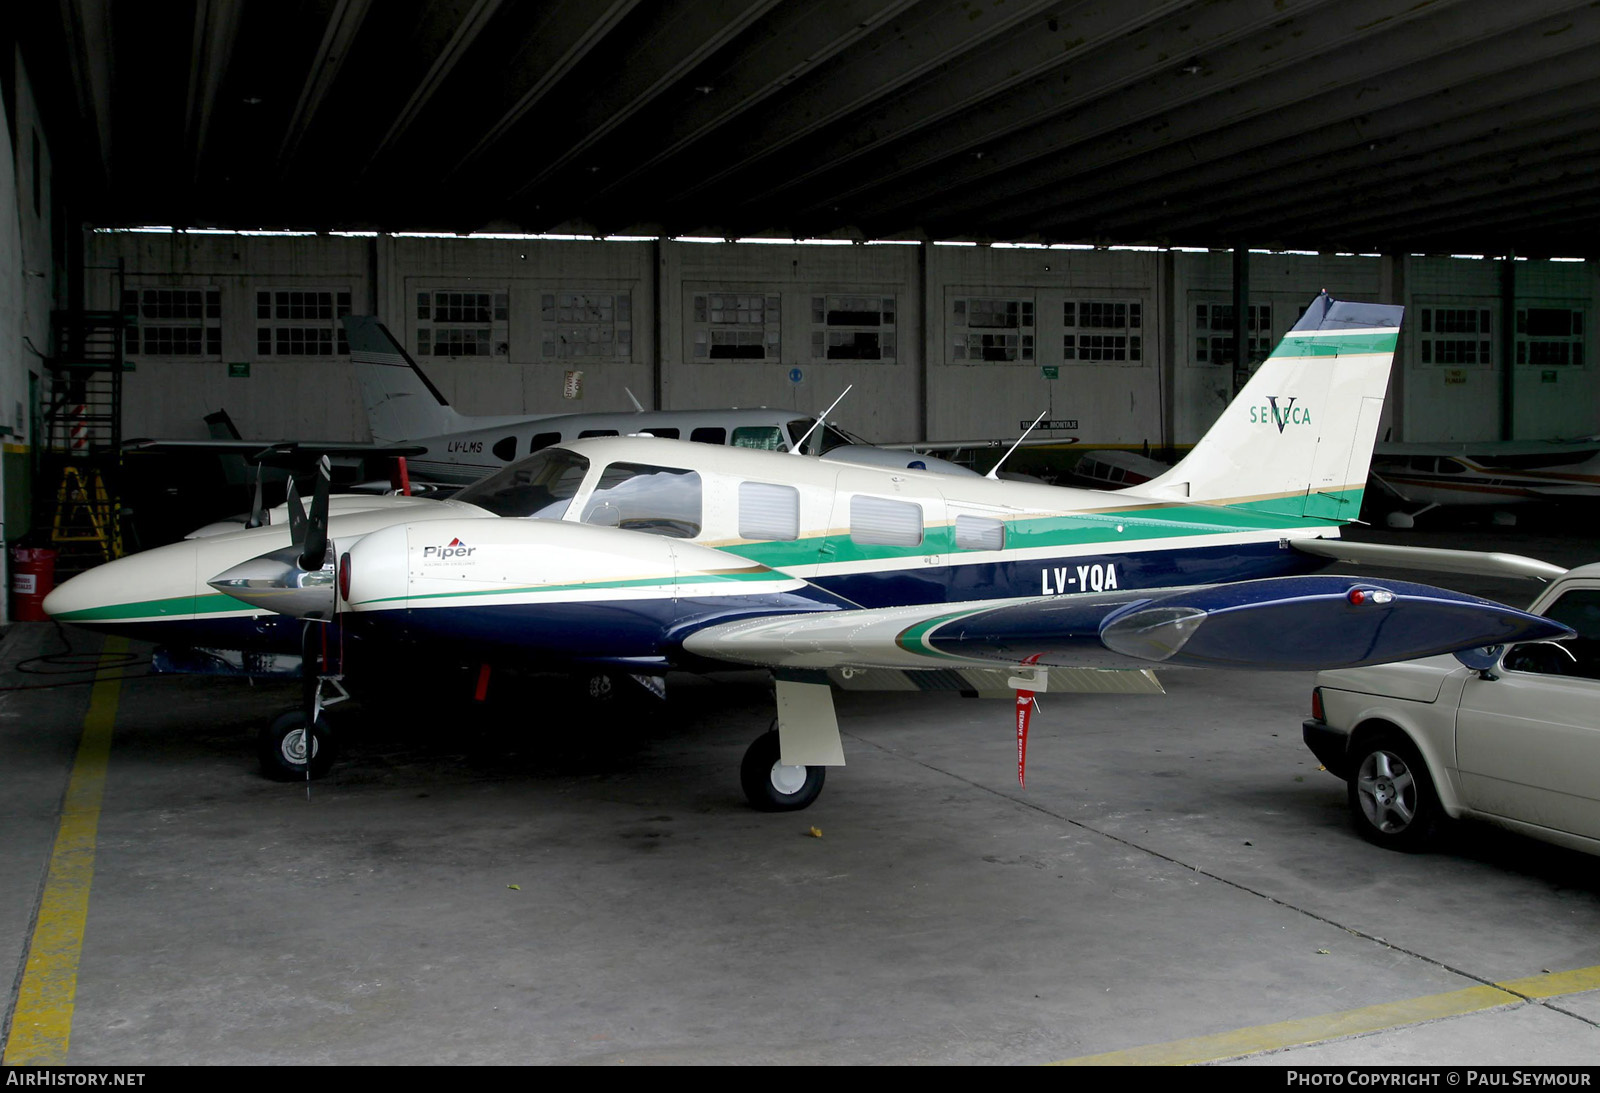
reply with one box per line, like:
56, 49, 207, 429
209, 456, 339, 620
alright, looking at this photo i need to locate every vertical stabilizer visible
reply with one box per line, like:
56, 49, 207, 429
343, 316, 468, 442
1137, 292, 1402, 521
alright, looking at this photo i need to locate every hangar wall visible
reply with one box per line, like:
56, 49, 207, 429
80, 232, 1599, 455
2, 48, 59, 622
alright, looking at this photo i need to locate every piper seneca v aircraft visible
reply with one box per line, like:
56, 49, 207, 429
43, 293, 1571, 810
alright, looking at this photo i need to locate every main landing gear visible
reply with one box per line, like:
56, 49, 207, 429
739, 728, 826, 812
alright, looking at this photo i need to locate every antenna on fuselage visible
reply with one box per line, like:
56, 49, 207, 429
789, 385, 854, 456
985, 410, 1048, 481
623, 387, 645, 412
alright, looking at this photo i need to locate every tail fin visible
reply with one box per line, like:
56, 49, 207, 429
343, 316, 467, 442
1138, 291, 1402, 521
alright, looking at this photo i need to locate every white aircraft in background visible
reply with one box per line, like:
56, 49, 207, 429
345, 316, 982, 482
1373, 439, 1600, 527
44, 294, 1569, 810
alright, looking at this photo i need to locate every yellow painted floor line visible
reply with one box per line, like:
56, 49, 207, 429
2, 637, 128, 1066
1053, 964, 1600, 1066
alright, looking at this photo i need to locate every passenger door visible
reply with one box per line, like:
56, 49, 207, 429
1456, 585, 1600, 839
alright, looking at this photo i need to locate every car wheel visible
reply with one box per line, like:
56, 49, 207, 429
1349, 730, 1439, 851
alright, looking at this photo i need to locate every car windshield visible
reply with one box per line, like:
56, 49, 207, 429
453, 448, 590, 518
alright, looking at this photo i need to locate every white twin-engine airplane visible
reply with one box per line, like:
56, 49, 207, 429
44, 293, 1570, 810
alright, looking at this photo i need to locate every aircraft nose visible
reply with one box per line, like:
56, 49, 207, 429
43, 545, 199, 625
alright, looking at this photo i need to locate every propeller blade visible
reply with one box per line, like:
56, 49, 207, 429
285, 474, 307, 545
245, 463, 266, 529
299, 456, 331, 572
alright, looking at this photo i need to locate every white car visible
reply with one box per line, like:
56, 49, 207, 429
1303, 562, 1600, 854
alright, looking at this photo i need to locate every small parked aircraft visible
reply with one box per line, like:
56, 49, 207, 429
1372, 440, 1600, 527
44, 294, 1570, 809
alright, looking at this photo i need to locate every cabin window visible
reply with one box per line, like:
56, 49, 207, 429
578, 429, 618, 438
640, 427, 679, 439
738, 482, 800, 541
529, 432, 561, 453
491, 437, 517, 461
453, 448, 589, 518
732, 426, 785, 451
691, 427, 726, 445
580, 463, 702, 538
850, 495, 922, 547
954, 515, 1005, 551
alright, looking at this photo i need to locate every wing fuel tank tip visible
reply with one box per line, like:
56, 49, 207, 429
1098, 577, 1572, 671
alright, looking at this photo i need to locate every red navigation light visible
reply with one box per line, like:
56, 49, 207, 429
339, 552, 352, 602
1347, 587, 1395, 606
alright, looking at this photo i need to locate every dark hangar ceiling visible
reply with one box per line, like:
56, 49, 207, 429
25, 0, 1600, 255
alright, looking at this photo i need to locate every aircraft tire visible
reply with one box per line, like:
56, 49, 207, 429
1348, 729, 1439, 852
740, 731, 824, 812
259, 711, 336, 782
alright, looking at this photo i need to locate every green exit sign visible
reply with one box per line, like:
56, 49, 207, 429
1041, 365, 1059, 380
228, 362, 250, 378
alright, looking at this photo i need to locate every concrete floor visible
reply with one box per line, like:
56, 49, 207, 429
4, 518, 1600, 1065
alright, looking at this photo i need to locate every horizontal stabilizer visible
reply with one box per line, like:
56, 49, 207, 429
1291, 538, 1566, 581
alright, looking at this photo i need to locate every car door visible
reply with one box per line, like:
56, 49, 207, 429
1456, 585, 1600, 839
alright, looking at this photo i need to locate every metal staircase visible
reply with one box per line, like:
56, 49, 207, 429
40, 311, 128, 575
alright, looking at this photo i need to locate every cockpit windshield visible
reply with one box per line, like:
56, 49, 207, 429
786, 418, 855, 455
453, 448, 590, 518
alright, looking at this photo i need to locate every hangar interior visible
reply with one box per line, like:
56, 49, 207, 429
5, 0, 1600, 1067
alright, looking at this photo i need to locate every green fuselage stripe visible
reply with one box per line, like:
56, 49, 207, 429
51, 592, 244, 623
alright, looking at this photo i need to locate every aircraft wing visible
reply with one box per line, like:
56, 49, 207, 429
877, 436, 1075, 452
681, 575, 1568, 673
1526, 485, 1600, 498
124, 439, 427, 465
